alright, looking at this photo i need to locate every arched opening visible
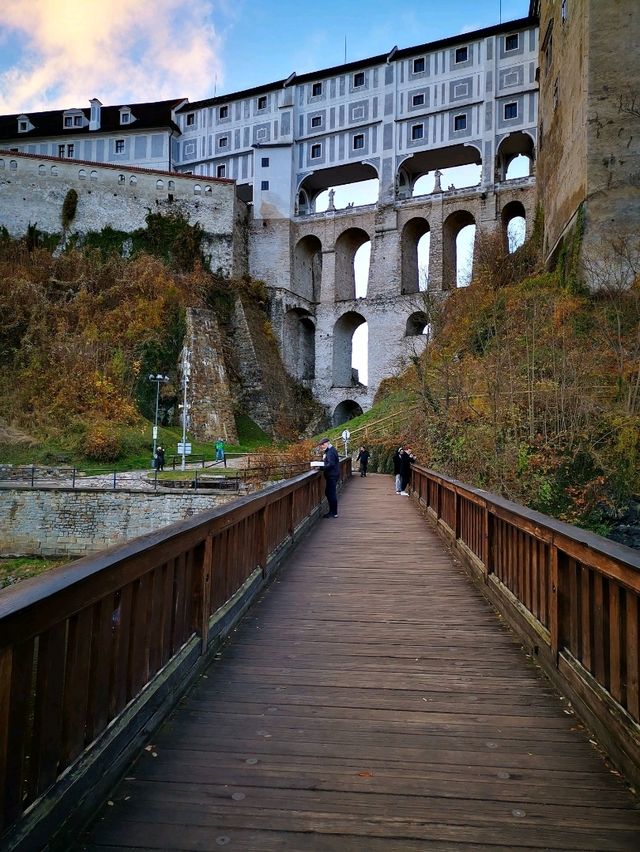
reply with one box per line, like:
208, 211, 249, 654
293, 235, 323, 301
399, 143, 482, 198
496, 132, 535, 181
443, 211, 476, 289
333, 400, 364, 427
352, 322, 368, 385
502, 200, 527, 253
334, 228, 371, 301
333, 311, 367, 387
298, 162, 379, 215
401, 218, 430, 294
354, 243, 370, 298
405, 312, 431, 337
284, 309, 316, 381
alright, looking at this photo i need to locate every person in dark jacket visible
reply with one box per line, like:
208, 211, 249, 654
319, 437, 340, 517
392, 447, 403, 493
155, 446, 165, 471
399, 446, 416, 495
356, 445, 370, 477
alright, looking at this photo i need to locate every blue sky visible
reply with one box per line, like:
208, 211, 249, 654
0, 1, 531, 112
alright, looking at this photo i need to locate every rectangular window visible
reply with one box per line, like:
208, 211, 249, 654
411, 123, 424, 140
216, 164, 226, 178
261, 156, 270, 167
413, 57, 425, 73
261, 180, 270, 190
18, 121, 28, 132
74, 115, 83, 126
353, 71, 365, 87
455, 46, 468, 63
353, 133, 364, 150
504, 101, 518, 120
312, 82, 322, 96
64, 116, 73, 127
311, 115, 322, 128
257, 95, 267, 110
219, 136, 228, 148
66, 144, 75, 157
115, 139, 125, 153
58, 144, 65, 157
186, 113, 195, 126
561, 0, 568, 22
454, 113, 467, 131
311, 142, 322, 159
412, 93, 425, 107
121, 113, 130, 124
505, 33, 519, 51
219, 105, 228, 119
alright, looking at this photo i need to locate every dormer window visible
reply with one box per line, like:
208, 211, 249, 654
120, 108, 133, 125
63, 110, 84, 129
17, 115, 30, 133
64, 116, 73, 127
186, 112, 195, 126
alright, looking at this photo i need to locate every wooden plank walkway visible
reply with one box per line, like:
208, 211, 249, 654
81, 474, 640, 851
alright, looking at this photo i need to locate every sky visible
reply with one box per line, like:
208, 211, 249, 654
0, 0, 532, 389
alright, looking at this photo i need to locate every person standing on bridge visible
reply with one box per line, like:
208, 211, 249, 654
319, 437, 340, 518
399, 446, 416, 495
356, 445, 370, 477
393, 446, 404, 493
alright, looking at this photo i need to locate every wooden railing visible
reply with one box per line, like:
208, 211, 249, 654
0, 459, 350, 850
411, 464, 640, 788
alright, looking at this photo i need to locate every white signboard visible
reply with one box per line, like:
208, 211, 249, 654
152, 426, 158, 439
341, 429, 351, 441
177, 442, 192, 454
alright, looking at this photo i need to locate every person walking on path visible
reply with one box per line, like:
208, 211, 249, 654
399, 446, 416, 495
319, 437, 340, 517
356, 445, 370, 477
392, 446, 403, 493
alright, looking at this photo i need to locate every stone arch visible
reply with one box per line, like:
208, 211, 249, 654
298, 161, 379, 215
156, 179, 164, 190
118, 174, 125, 184
293, 234, 322, 301
496, 131, 535, 181
78, 168, 87, 180
194, 184, 202, 195
405, 311, 431, 337
129, 175, 138, 186
502, 199, 527, 253
284, 308, 316, 380
333, 311, 367, 387
443, 210, 476, 289
401, 217, 430, 294
38, 163, 46, 175
297, 187, 312, 215
398, 143, 483, 197
50, 165, 58, 175
333, 399, 364, 426
90, 170, 98, 181
334, 228, 371, 301
204, 185, 212, 195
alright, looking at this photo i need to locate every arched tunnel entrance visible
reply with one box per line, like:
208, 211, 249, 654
333, 399, 364, 427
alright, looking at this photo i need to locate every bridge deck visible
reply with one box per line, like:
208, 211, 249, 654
82, 475, 640, 851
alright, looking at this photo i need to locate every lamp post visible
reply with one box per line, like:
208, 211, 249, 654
180, 350, 191, 472
148, 373, 170, 467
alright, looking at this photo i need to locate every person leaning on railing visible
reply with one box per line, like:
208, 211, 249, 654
319, 437, 340, 518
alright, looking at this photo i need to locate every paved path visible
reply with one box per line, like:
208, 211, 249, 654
82, 474, 640, 850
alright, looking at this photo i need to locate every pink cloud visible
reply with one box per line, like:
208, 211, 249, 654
0, 0, 223, 112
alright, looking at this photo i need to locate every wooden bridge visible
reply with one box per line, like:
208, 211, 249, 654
1, 462, 640, 850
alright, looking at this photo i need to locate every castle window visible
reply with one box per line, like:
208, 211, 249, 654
413, 57, 425, 73
411, 123, 424, 140
353, 71, 365, 88
257, 95, 268, 110
454, 113, 467, 131
58, 144, 65, 157
156, 179, 164, 190
130, 175, 138, 185
454, 81, 469, 98
505, 33, 519, 51
261, 180, 269, 190
120, 111, 131, 124
219, 136, 229, 148
504, 101, 518, 120
455, 46, 468, 64
353, 133, 365, 150
311, 142, 322, 159
261, 156, 270, 167
219, 105, 228, 119
186, 112, 195, 126
412, 93, 425, 107
64, 116, 73, 127
18, 120, 28, 132
216, 164, 226, 178
115, 139, 125, 154
168, 180, 175, 190
561, 0, 568, 22
90, 170, 98, 180
118, 174, 125, 184
78, 168, 87, 179
311, 115, 322, 128
312, 82, 322, 96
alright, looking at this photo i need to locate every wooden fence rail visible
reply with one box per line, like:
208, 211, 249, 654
411, 464, 640, 789
0, 460, 350, 850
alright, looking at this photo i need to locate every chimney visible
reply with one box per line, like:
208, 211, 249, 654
89, 98, 102, 131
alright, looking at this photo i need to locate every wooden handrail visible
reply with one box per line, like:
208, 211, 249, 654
0, 458, 351, 844
411, 463, 640, 788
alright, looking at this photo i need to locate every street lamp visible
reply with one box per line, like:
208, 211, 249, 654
148, 373, 170, 467
179, 350, 191, 472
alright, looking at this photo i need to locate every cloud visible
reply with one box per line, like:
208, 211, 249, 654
0, 0, 223, 112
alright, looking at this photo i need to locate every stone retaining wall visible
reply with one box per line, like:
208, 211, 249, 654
0, 487, 234, 557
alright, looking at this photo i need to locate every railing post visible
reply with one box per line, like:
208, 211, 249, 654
454, 490, 460, 540
31, 465, 35, 487
199, 534, 214, 654
259, 506, 268, 577
112, 471, 117, 491
72, 468, 76, 489
483, 504, 493, 578
550, 541, 560, 664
